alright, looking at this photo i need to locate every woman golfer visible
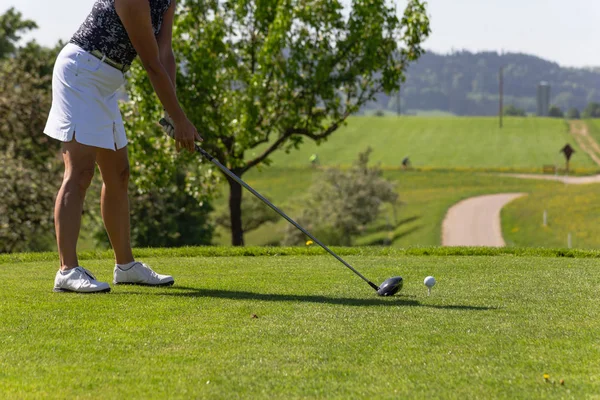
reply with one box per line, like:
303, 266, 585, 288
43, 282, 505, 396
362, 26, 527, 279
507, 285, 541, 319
44, 0, 199, 293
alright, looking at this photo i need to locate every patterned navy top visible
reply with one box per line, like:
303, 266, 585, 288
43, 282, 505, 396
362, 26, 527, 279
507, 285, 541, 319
71, 0, 172, 66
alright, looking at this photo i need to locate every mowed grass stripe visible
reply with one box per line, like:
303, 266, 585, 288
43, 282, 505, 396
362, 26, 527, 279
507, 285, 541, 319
1, 255, 599, 398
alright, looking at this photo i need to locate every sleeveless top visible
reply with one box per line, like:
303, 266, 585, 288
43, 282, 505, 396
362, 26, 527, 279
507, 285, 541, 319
71, 0, 172, 67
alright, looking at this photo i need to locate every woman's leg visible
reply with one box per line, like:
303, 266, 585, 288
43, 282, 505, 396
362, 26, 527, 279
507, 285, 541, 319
96, 146, 134, 265
54, 140, 97, 270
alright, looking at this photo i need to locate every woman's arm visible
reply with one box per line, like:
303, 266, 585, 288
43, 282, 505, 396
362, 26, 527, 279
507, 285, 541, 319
157, 1, 177, 87
115, 0, 199, 151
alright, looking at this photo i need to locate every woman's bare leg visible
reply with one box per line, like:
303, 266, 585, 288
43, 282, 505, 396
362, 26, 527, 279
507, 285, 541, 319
54, 139, 97, 270
96, 146, 134, 265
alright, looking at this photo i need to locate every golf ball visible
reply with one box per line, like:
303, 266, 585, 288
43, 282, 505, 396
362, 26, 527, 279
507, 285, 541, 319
424, 276, 436, 288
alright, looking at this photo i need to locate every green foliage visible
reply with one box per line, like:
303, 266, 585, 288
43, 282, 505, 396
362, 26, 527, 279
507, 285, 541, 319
566, 107, 580, 119
0, 23, 62, 253
548, 105, 564, 118
96, 63, 221, 248
0, 42, 60, 164
0, 7, 37, 59
0, 150, 56, 253
283, 148, 398, 245
582, 102, 600, 118
503, 104, 526, 117
146, 0, 430, 245
127, 175, 215, 248
172, 0, 429, 169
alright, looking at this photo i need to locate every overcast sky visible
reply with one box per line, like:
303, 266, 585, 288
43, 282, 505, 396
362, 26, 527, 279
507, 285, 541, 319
1, 0, 598, 67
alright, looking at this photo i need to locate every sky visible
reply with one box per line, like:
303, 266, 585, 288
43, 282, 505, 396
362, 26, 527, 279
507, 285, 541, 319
1, 0, 599, 68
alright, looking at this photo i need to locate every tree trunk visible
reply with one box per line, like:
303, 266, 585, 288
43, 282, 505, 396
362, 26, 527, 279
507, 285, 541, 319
227, 175, 244, 246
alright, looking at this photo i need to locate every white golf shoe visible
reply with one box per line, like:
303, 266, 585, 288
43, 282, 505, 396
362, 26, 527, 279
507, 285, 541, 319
53, 267, 111, 293
113, 262, 174, 287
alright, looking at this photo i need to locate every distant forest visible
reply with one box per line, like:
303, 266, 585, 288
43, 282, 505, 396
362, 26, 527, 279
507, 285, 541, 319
369, 51, 600, 116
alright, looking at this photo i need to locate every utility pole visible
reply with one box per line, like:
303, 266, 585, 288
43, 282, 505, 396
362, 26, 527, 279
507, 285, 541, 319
397, 86, 401, 116
499, 66, 504, 128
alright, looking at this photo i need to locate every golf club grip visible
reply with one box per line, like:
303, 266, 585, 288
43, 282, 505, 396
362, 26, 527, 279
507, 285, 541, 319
159, 118, 379, 290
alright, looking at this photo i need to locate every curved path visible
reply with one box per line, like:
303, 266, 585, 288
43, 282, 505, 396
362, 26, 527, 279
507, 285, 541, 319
442, 193, 526, 247
502, 173, 600, 185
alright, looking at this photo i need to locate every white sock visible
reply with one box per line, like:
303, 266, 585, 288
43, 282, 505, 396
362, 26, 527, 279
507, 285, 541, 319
117, 261, 137, 271
60, 267, 80, 275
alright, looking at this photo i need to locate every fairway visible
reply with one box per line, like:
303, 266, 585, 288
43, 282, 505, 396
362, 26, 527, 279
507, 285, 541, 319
2, 249, 599, 399
248, 116, 597, 171
216, 169, 568, 248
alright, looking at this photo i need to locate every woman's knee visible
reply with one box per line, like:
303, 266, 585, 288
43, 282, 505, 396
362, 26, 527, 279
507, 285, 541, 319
104, 163, 130, 189
64, 166, 95, 193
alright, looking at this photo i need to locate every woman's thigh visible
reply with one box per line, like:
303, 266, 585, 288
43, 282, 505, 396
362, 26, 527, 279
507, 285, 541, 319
96, 146, 130, 188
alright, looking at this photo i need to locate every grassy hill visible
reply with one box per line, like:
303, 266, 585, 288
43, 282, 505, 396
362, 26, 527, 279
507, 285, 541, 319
209, 116, 599, 247
249, 116, 597, 171
2, 248, 599, 398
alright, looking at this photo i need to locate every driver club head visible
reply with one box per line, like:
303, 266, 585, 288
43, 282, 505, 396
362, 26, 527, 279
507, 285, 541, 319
377, 276, 403, 296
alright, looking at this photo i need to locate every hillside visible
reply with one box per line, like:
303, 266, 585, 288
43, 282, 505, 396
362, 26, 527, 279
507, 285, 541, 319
250, 116, 596, 170
369, 51, 600, 116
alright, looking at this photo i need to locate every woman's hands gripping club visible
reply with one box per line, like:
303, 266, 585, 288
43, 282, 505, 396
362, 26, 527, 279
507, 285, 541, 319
161, 113, 202, 152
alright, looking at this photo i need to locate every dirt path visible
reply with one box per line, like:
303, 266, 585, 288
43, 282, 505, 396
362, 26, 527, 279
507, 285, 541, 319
502, 173, 600, 184
569, 120, 600, 166
442, 193, 526, 247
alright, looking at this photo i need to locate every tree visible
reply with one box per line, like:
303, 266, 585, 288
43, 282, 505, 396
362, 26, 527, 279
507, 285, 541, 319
548, 105, 564, 118
0, 41, 60, 163
125, 0, 429, 246
583, 102, 600, 118
566, 108, 580, 119
283, 148, 398, 246
215, 194, 279, 239
0, 8, 38, 59
503, 104, 526, 117
0, 25, 61, 253
0, 149, 56, 253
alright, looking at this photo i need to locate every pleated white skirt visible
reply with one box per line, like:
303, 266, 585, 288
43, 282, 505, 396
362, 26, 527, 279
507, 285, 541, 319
44, 43, 128, 150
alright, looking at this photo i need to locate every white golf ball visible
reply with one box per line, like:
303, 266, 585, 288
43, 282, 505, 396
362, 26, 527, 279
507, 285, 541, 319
424, 276, 436, 288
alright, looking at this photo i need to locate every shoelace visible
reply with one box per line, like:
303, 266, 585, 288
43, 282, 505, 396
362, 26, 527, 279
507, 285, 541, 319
80, 267, 97, 281
141, 263, 161, 279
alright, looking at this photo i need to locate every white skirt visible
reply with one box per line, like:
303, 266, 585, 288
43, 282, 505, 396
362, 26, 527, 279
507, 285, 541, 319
44, 43, 128, 150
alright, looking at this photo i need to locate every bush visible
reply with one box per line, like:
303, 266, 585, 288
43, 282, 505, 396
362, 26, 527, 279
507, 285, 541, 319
503, 104, 526, 117
548, 105, 564, 118
0, 150, 56, 253
283, 148, 398, 246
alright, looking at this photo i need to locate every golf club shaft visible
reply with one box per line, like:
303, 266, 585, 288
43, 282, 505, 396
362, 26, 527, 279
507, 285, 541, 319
159, 119, 379, 291
198, 145, 379, 291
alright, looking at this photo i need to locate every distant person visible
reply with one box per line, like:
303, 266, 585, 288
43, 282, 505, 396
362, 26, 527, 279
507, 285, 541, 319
44, 0, 201, 293
402, 156, 411, 169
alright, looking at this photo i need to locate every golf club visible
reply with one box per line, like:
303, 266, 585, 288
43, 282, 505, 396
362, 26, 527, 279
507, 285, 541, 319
159, 119, 403, 296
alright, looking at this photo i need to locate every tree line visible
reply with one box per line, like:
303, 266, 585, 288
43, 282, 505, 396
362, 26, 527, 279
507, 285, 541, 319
370, 51, 600, 116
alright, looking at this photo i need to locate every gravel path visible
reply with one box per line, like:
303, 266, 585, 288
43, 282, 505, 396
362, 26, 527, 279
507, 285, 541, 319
442, 193, 526, 247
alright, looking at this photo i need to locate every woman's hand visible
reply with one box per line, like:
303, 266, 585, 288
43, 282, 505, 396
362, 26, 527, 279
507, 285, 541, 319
172, 115, 203, 153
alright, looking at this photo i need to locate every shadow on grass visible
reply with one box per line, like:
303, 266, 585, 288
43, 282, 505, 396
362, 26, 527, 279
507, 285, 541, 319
163, 287, 495, 310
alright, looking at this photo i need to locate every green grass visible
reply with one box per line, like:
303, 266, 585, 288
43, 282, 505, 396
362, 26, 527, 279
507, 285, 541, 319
213, 169, 566, 247
248, 116, 597, 171
2, 248, 600, 398
502, 183, 600, 249
586, 119, 600, 144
